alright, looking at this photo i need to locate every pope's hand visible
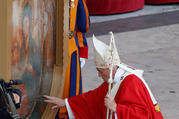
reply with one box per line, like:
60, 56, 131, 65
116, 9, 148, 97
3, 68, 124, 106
43, 95, 65, 110
104, 94, 117, 112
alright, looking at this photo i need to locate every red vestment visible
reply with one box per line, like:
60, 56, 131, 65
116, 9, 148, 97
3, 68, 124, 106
68, 74, 164, 119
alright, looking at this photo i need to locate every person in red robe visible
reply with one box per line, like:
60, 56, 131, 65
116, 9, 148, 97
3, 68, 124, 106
44, 32, 164, 119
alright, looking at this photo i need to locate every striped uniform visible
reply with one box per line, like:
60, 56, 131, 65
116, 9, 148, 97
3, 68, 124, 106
56, 0, 90, 118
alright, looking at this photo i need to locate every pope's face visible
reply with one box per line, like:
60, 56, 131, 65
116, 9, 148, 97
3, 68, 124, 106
96, 68, 110, 82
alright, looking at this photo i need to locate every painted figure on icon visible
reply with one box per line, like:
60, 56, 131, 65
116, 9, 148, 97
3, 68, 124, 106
11, 0, 56, 118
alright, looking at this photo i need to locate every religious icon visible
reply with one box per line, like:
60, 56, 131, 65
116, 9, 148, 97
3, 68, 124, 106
11, 0, 56, 118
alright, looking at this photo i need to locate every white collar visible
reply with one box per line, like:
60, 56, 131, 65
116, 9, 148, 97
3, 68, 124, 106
113, 68, 125, 83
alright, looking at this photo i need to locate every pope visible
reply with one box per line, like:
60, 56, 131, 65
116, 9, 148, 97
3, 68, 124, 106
44, 32, 164, 119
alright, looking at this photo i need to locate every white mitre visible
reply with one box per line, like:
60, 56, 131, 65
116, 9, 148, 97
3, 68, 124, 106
93, 32, 144, 77
93, 32, 120, 68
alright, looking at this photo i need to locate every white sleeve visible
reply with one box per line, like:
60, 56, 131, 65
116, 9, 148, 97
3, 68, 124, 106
80, 58, 86, 69
65, 98, 76, 119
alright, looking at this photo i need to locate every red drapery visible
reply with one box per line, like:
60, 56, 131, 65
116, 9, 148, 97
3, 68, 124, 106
86, 0, 144, 15
145, 0, 179, 4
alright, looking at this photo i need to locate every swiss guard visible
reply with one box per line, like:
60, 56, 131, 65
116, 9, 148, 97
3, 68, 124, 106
56, 0, 90, 118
